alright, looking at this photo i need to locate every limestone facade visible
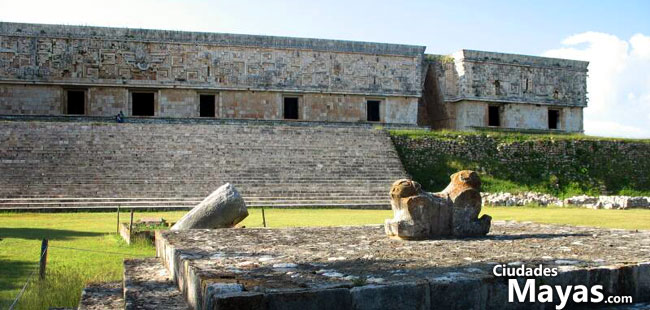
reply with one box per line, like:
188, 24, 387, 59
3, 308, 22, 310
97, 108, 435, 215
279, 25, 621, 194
0, 22, 422, 124
421, 50, 589, 132
452, 100, 584, 132
0, 22, 588, 129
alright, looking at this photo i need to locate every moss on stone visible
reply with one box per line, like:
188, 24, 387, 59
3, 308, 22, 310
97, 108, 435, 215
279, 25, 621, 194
424, 54, 455, 64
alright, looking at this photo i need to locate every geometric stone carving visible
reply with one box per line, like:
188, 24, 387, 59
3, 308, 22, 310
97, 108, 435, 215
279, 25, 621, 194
170, 183, 248, 230
385, 170, 491, 239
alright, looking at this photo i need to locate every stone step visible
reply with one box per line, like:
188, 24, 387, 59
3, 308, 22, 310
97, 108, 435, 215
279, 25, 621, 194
4, 155, 399, 159
0, 190, 391, 196
0, 189, 393, 195
0, 194, 387, 201
0, 169, 403, 175
0, 202, 390, 210
78, 282, 123, 310
1, 175, 402, 180
0, 180, 400, 187
0, 179, 397, 184
0, 185, 395, 190
0, 198, 388, 206
0, 187, 393, 194
123, 258, 190, 310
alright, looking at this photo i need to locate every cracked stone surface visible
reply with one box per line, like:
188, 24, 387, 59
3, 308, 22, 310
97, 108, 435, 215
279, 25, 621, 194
78, 282, 123, 310
123, 258, 190, 310
159, 221, 650, 290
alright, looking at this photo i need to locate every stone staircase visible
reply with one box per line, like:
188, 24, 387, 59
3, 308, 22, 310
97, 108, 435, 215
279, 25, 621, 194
0, 119, 406, 209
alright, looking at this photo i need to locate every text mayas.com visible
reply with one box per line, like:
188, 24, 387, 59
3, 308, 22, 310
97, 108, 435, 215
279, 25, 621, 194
494, 264, 604, 310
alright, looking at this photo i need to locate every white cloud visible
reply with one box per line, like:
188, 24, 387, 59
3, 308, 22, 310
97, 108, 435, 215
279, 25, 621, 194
543, 32, 650, 138
630, 34, 650, 60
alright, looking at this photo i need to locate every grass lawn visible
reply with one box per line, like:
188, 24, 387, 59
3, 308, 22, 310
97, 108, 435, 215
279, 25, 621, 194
483, 206, 650, 230
1, 207, 650, 309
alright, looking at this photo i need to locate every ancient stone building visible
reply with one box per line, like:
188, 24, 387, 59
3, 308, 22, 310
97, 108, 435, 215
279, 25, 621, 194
419, 50, 588, 132
0, 22, 588, 130
0, 22, 423, 124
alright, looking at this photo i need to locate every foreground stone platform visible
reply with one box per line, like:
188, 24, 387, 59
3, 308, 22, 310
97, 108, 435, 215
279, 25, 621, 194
156, 221, 650, 309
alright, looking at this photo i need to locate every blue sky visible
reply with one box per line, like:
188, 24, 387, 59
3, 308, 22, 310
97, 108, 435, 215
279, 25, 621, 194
1, 0, 649, 137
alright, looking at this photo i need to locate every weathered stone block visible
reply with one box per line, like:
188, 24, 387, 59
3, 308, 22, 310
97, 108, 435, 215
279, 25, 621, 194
264, 288, 352, 310
588, 266, 619, 297
427, 273, 486, 309
211, 291, 265, 310
483, 277, 533, 310
542, 267, 589, 308
171, 183, 248, 230
350, 281, 430, 310
203, 283, 245, 310
616, 264, 639, 301
637, 263, 650, 302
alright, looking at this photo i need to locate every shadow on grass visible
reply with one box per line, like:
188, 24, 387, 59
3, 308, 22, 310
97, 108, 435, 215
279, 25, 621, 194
0, 259, 38, 308
0, 259, 36, 290
0, 228, 103, 241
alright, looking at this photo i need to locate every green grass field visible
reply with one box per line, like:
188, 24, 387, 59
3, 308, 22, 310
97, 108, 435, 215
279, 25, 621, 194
1, 207, 650, 309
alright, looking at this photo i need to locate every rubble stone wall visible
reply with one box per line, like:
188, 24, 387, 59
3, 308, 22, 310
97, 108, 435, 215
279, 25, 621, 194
482, 192, 650, 209
391, 131, 650, 197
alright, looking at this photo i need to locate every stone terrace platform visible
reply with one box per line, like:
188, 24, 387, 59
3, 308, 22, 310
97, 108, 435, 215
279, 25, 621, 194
154, 221, 650, 309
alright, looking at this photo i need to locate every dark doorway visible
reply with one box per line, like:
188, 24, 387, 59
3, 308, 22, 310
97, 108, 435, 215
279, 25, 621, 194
200, 95, 215, 117
488, 106, 500, 127
284, 97, 299, 119
367, 100, 380, 122
66, 90, 85, 115
132, 92, 155, 116
548, 109, 560, 129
